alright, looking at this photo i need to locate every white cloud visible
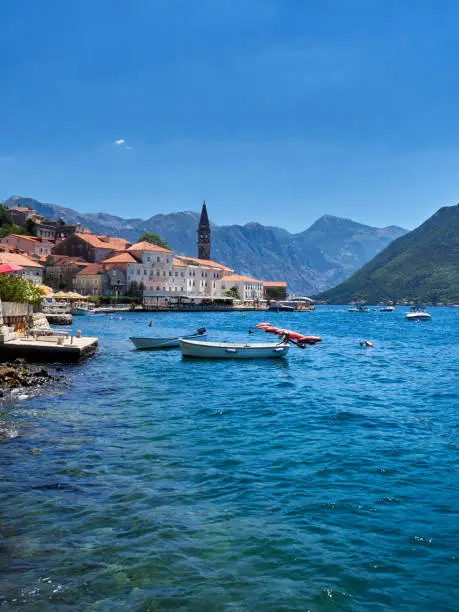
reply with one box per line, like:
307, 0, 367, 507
114, 139, 132, 150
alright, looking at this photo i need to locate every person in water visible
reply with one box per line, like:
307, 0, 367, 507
248, 328, 254, 334
149, 321, 154, 327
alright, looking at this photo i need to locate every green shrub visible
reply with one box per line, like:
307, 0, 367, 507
0, 275, 44, 305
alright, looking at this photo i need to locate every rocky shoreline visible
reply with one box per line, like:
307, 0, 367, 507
0, 359, 63, 439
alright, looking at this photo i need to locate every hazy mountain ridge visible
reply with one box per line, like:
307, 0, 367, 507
317, 204, 459, 303
4, 196, 406, 294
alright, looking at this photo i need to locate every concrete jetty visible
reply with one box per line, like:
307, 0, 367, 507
0, 336, 98, 363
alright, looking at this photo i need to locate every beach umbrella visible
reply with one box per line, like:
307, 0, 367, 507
0, 263, 24, 274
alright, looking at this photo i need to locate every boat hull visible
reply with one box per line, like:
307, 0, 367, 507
406, 313, 431, 321
130, 332, 207, 350
72, 307, 95, 315
179, 339, 290, 359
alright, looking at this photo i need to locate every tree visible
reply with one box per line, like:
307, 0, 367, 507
224, 286, 240, 299
0, 205, 30, 238
138, 232, 170, 250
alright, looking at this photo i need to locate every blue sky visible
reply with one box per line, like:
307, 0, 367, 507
2, 0, 459, 232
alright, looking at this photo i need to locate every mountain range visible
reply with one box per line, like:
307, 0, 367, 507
4, 196, 406, 294
317, 204, 459, 304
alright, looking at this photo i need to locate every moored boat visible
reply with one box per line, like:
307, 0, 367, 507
179, 339, 290, 359
268, 301, 296, 312
348, 305, 370, 312
380, 306, 395, 312
406, 306, 432, 321
72, 302, 96, 315
130, 328, 207, 350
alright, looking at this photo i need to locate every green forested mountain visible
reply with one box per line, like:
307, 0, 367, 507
317, 204, 459, 304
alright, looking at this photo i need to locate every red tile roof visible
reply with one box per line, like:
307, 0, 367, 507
77, 264, 103, 276
73, 233, 130, 251
1, 234, 40, 243
176, 255, 232, 271
220, 274, 263, 284
0, 252, 43, 268
263, 281, 287, 287
96, 235, 131, 250
127, 241, 173, 254
47, 256, 88, 267
101, 252, 138, 265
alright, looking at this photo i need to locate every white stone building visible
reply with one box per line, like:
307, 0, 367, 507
216, 274, 264, 301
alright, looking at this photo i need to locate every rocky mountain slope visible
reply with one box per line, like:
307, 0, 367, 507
317, 204, 459, 303
4, 196, 406, 294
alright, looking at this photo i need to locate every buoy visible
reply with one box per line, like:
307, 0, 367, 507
264, 326, 282, 334
297, 335, 322, 344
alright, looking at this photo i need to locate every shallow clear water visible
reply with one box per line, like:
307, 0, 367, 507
1, 307, 458, 611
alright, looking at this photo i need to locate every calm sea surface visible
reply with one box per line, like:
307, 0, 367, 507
1, 307, 458, 611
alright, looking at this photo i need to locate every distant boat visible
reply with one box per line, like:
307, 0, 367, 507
380, 306, 395, 312
268, 301, 296, 312
72, 302, 96, 315
406, 306, 432, 321
348, 305, 370, 312
130, 328, 207, 350
179, 339, 290, 359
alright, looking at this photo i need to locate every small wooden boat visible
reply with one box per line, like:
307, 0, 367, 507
130, 328, 207, 350
179, 339, 290, 359
406, 306, 432, 321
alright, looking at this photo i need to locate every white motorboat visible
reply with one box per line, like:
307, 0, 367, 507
179, 339, 290, 359
406, 306, 432, 321
380, 306, 395, 312
348, 305, 370, 312
72, 302, 96, 315
130, 328, 207, 350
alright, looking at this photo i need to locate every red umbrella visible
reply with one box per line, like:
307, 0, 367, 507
0, 263, 24, 274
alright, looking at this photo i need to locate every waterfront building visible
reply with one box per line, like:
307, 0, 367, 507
1, 234, 54, 257
74, 264, 104, 296
52, 233, 131, 263
0, 252, 44, 285
216, 274, 264, 300
45, 255, 87, 291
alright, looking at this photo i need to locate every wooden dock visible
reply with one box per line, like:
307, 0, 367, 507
0, 336, 98, 363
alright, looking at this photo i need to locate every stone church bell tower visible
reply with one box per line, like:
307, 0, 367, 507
198, 201, 211, 260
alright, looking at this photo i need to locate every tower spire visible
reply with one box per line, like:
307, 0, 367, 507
198, 200, 211, 260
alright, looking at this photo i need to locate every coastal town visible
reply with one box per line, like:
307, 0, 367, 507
0, 201, 289, 309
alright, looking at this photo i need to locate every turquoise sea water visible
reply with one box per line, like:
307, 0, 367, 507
1, 306, 458, 611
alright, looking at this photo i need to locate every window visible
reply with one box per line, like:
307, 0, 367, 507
157, 256, 160, 262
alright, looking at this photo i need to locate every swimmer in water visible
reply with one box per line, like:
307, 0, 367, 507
248, 328, 254, 334
149, 321, 154, 327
